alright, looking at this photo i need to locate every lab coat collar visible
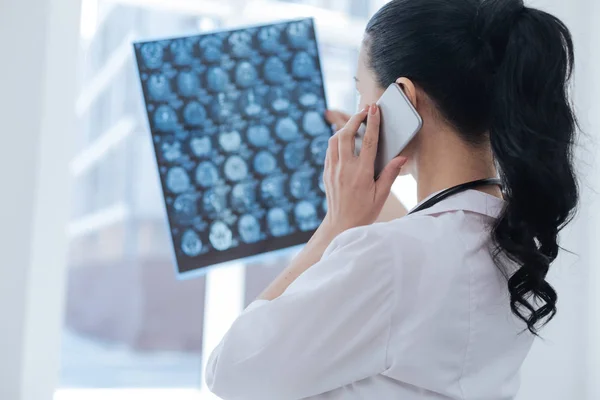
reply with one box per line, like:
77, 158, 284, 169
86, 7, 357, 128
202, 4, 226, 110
408, 189, 505, 219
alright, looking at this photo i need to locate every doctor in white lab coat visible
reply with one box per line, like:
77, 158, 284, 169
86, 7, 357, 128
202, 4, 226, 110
205, 0, 580, 398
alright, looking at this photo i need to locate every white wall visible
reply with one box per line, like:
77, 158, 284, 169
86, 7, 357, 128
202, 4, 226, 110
0, 0, 80, 399
516, 0, 600, 399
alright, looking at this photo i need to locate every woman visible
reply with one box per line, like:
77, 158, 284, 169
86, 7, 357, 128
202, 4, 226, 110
206, 0, 578, 398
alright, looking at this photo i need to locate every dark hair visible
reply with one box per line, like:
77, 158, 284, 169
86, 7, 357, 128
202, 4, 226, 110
366, 0, 578, 334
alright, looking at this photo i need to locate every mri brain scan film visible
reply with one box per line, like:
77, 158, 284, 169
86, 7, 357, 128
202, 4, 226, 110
134, 18, 332, 276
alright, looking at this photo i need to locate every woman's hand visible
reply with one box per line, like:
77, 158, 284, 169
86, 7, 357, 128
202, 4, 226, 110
257, 105, 406, 301
321, 104, 408, 236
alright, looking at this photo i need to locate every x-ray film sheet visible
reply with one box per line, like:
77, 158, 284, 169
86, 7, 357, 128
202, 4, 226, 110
133, 18, 332, 276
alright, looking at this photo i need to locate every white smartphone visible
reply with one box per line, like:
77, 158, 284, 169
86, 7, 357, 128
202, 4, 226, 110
355, 83, 422, 177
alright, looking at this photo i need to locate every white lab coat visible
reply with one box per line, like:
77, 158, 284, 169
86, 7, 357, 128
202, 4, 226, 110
206, 190, 534, 399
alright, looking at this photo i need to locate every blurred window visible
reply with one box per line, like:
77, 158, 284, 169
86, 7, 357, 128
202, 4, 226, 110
57, 0, 413, 398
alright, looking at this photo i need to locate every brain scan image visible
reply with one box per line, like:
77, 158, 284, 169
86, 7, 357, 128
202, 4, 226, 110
267, 208, 290, 237
190, 136, 212, 157
263, 56, 287, 84
206, 67, 229, 92
286, 21, 310, 48
181, 229, 203, 257
253, 150, 278, 176
294, 201, 319, 231
177, 71, 199, 97
283, 142, 307, 170
260, 174, 286, 205
154, 105, 178, 131
235, 61, 258, 88
219, 130, 242, 152
228, 31, 253, 58
231, 182, 257, 212
310, 136, 328, 165
290, 170, 314, 199
258, 26, 281, 53
247, 124, 271, 147
183, 101, 207, 127
195, 161, 220, 188
302, 111, 328, 136
291, 52, 315, 79
267, 87, 291, 114
224, 155, 249, 182
275, 117, 300, 142
173, 193, 199, 222
295, 84, 320, 109
203, 186, 229, 214
147, 74, 171, 100
239, 90, 263, 118
170, 39, 194, 65
134, 18, 332, 275
162, 141, 182, 162
211, 93, 235, 123
140, 42, 164, 69
203, 46, 221, 62
238, 214, 261, 243
166, 167, 191, 193
200, 37, 222, 63
210, 221, 233, 251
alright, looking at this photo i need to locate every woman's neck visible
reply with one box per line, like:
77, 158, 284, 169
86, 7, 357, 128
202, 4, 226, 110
413, 128, 502, 203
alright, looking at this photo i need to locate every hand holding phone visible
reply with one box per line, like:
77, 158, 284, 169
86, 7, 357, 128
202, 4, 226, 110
321, 105, 408, 234
354, 83, 422, 177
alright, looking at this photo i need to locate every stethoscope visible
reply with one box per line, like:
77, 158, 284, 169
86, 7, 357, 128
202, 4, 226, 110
407, 178, 503, 215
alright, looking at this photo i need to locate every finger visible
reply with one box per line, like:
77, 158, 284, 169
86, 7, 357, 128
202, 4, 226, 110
375, 156, 408, 202
325, 110, 351, 130
327, 133, 340, 166
323, 155, 331, 198
324, 142, 330, 171
360, 104, 381, 165
341, 105, 370, 133
335, 105, 369, 160
338, 122, 356, 161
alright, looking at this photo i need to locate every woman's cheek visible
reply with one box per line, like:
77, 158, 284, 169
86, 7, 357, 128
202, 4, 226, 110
356, 92, 382, 111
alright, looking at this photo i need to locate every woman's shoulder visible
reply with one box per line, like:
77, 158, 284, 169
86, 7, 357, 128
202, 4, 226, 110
328, 212, 458, 256
311, 216, 439, 284
317, 212, 478, 291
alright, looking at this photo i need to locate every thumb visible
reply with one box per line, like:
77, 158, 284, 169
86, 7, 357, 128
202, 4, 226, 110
375, 156, 408, 200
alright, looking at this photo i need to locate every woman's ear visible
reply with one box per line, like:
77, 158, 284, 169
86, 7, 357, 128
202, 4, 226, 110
395, 77, 417, 109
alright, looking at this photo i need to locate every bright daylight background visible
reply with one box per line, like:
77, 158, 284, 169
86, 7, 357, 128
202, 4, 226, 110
1, 0, 600, 400
57, 1, 416, 399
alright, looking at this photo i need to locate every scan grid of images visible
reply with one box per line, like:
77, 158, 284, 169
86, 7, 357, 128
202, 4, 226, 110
134, 18, 333, 275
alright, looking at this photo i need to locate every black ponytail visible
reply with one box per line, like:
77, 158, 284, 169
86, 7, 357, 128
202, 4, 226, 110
481, 1, 578, 333
366, 0, 578, 334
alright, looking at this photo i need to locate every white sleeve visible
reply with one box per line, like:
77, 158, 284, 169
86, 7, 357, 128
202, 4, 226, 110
205, 227, 397, 400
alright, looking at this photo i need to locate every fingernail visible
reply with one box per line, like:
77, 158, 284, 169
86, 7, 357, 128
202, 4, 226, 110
397, 157, 408, 167
363, 104, 370, 112
370, 104, 378, 115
